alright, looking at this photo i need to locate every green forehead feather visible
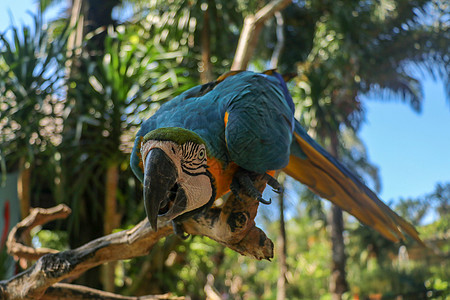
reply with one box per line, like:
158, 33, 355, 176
143, 127, 206, 145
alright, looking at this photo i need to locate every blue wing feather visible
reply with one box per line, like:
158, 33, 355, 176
131, 71, 295, 178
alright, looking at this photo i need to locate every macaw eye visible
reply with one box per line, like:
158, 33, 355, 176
198, 149, 205, 160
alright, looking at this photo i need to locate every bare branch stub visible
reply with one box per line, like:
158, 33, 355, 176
183, 175, 274, 260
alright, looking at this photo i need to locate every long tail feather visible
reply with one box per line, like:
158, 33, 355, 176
283, 121, 423, 245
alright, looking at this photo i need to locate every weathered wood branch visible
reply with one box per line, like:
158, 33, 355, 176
231, 0, 292, 70
184, 177, 273, 260
1, 218, 174, 299
6, 204, 72, 261
1, 177, 273, 299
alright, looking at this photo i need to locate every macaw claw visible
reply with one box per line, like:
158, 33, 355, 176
261, 173, 283, 194
257, 196, 272, 205
230, 168, 280, 205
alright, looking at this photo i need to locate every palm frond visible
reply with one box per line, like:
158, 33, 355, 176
364, 72, 423, 112
0, 13, 70, 166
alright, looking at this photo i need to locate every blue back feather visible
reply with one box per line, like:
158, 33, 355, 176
131, 71, 294, 179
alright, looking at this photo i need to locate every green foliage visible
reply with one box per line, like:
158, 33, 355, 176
348, 261, 429, 298
0, 13, 69, 169
135, 0, 245, 77
346, 182, 450, 299
338, 128, 382, 193
284, 217, 331, 299
346, 240, 450, 299
396, 182, 450, 229
0, 246, 14, 279
32, 229, 69, 251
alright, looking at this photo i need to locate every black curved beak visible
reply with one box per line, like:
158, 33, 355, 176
143, 148, 178, 231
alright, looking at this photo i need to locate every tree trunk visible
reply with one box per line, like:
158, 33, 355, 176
17, 156, 32, 269
276, 175, 287, 300
17, 157, 31, 221
329, 205, 348, 299
102, 163, 120, 292
328, 132, 348, 300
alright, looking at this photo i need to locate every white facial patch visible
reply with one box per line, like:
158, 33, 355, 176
141, 139, 212, 218
179, 172, 213, 212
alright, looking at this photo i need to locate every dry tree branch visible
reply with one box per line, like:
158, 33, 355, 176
42, 283, 183, 300
270, 11, 285, 69
231, 0, 292, 70
6, 204, 72, 261
1, 218, 174, 299
1, 177, 273, 300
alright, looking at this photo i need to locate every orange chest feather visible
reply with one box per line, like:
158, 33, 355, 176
207, 157, 276, 199
207, 158, 238, 199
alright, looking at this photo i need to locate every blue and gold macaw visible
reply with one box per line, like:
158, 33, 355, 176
131, 70, 421, 243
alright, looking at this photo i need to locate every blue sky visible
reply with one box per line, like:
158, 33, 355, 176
1, 1, 449, 204
360, 80, 450, 201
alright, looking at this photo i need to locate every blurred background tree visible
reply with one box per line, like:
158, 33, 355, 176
0, 0, 449, 299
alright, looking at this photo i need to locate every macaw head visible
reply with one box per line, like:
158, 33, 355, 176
135, 127, 216, 231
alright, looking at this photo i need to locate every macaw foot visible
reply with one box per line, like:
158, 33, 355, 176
230, 168, 282, 205
172, 220, 190, 240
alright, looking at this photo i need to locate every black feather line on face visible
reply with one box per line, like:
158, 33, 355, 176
182, 142, 200, 160
180, 142, 207, 173
181, 166, 207, 174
